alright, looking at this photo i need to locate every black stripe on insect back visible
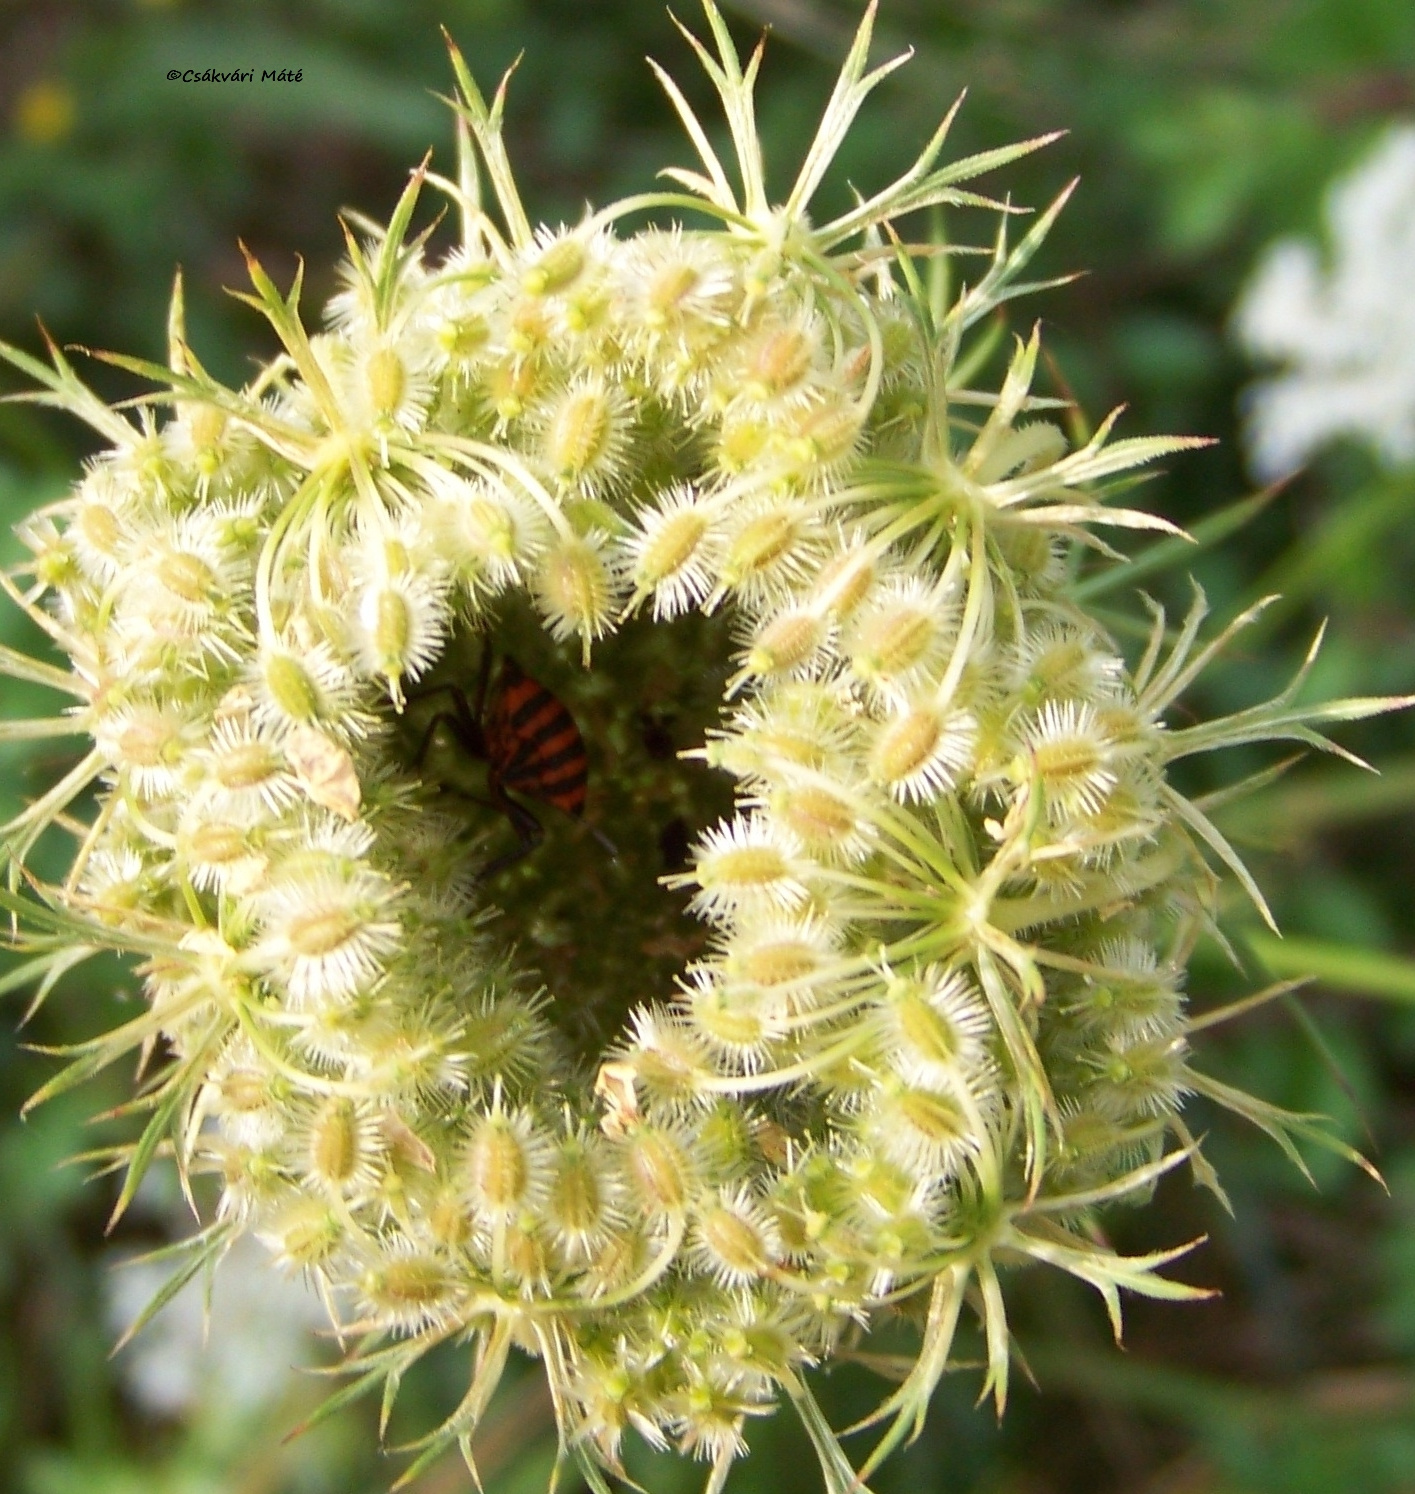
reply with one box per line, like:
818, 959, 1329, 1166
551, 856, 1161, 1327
510, 710, 578, 761
536, 776, 588, 815
508, 688, 559, 733
502, 743, 587, 805
482, 659, 591, 819
499, 716, 580, 774
501, 753, 584, 795
511, 737, 584, 780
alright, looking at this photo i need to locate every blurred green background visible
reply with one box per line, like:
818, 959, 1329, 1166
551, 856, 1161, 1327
2, 1, 1414, 1491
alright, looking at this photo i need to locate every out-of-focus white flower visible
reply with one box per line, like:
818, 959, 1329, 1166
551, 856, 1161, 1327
1234, 124, 1415, 478
106, 1233, 327, 1419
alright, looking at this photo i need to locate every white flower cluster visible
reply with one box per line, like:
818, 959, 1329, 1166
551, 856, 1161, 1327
3, 5, 1397, 1488
1235, 123, 1415, 478
107, 1231, 326, 1420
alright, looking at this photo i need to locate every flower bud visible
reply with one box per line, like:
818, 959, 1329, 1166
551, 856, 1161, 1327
541, 378, 627, 491
358, 1250, 459, 1330
743, 608, 825, 680
366, 346, 407, 419
523, 234, 588, 297
304, 1097, 381, 1195
865, 1080, 978, 1178
869, 704, 976, 802
768, 781, 867, 862
262, 651, 322, 724
689, 817, 806, 919
720, 508, 800, 591
689, 979, 778, 1062
848, 583, 948, 693
545, 1130, 622, 1258
463, 1108, 552, 1225
621, 1124, 694, 1219
809, 542, 877, 619
627, 488, 714, 617
693, 1188, 783, 1286
265, 1199, 342, 1271
741, 320, 818, 403
533, 531, 621, 660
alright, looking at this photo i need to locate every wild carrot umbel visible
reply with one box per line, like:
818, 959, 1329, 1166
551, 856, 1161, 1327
1, 4, 1407, 1489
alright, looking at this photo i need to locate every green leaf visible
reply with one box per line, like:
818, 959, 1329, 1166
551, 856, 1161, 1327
853, 1263, 971, 1482
1184, 1065, 1380, 1187
110, 1220, 237, 1355
104, 1029, 224, 1232
0, 328, 136, 446
784, 1374, 875, 1494
1009, 1224, 1213, 1341
442, 34, 533, 248
0, 944, 98, 1011
785, 1, 914, 222
975, 1252, 1012, 1412
648, 57, 736, 212
1023, 1143, 1198, 1216
1163, 781, 1277, 932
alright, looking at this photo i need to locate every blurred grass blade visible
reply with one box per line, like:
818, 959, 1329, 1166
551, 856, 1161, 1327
1248, 469, 1415, 638
1242, 930, 1415, 1006
1214, 752, 1415, 847
1071, 482, 1282, 601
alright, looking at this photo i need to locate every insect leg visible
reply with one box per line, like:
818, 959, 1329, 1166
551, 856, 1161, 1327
411, 710, 463, 769
401, 681, 460, 707
477, 787, 545, 881
409, 682, 484, 766
473, 636, 495, 721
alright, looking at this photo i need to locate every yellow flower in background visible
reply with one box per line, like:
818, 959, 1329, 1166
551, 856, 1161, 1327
14, 79, 75, 145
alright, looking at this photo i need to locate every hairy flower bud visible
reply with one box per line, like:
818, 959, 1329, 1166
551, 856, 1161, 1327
463, 1106, 553, 1225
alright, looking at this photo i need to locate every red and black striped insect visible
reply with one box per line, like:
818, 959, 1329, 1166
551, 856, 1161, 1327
411, 649, 613, 876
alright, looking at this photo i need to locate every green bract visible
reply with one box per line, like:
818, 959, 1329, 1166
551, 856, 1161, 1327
0, 5, 1403, 1490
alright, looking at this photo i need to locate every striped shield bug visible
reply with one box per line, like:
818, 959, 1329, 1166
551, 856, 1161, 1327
411, 647, 615, 876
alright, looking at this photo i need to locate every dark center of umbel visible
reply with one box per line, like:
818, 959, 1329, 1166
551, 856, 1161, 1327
388, 597, 736, 1063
